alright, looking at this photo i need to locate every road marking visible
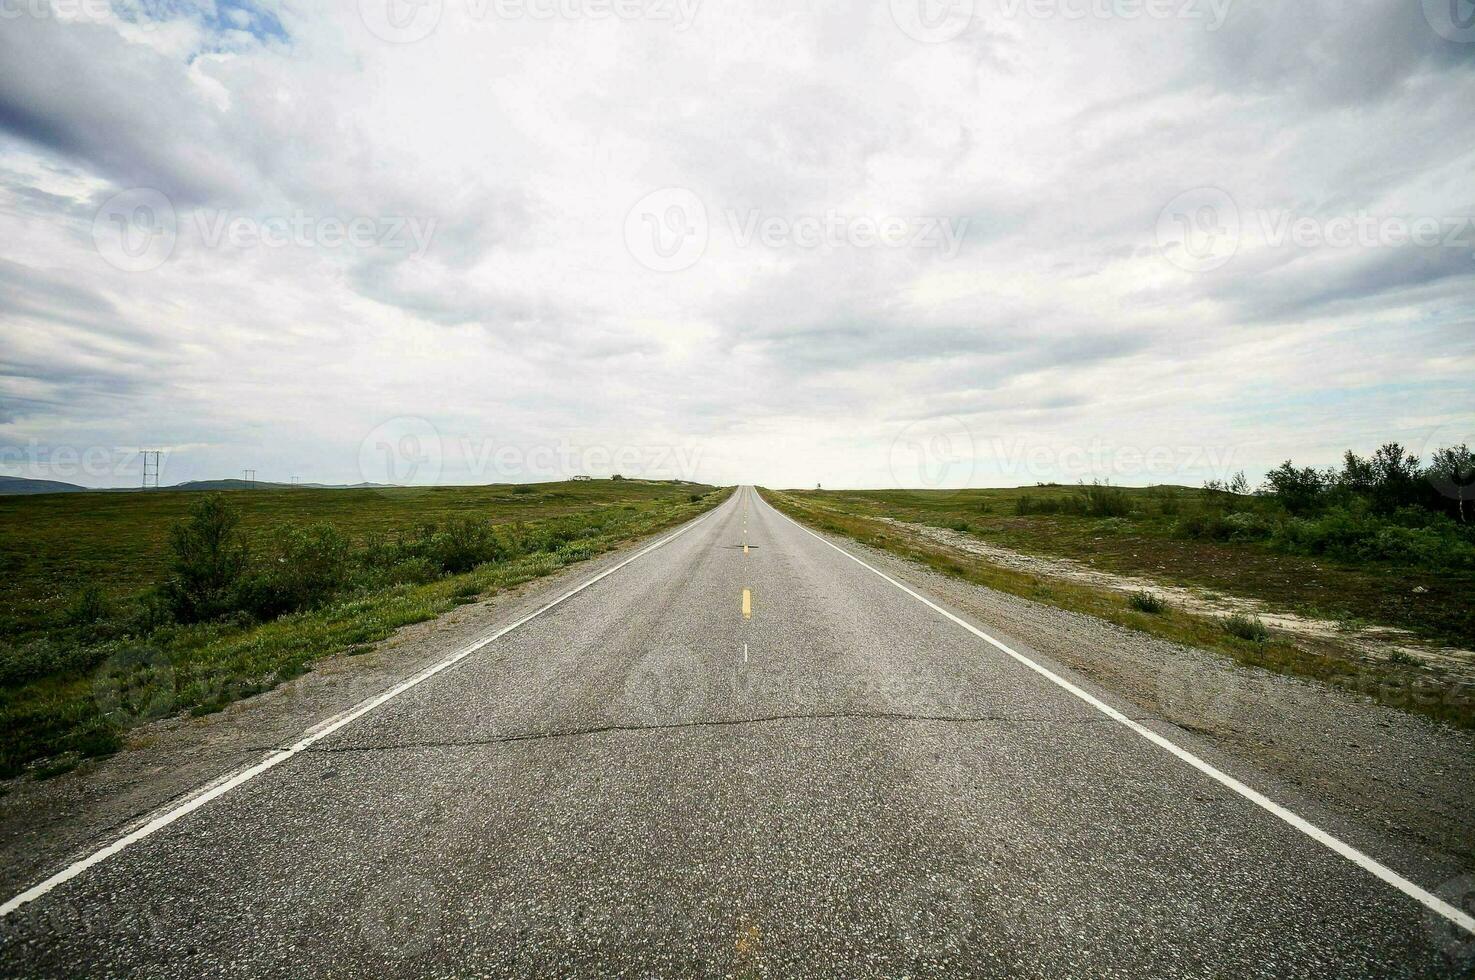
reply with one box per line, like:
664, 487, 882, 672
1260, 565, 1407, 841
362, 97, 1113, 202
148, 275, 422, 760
742, 589, 752, 619
764, 494, 1475, 937
0, 502, 728, 919
743, 643, 749, 664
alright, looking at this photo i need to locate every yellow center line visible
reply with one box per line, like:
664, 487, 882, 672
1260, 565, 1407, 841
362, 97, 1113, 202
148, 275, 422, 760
742, 588, 752, 619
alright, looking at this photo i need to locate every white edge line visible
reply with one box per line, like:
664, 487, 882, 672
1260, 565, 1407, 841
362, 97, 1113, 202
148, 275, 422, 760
0, 503, 723, 918
762, 492, 1475, 937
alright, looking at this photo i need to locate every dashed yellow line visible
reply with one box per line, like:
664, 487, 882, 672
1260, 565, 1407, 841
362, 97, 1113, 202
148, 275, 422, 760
742, 589, 752, 619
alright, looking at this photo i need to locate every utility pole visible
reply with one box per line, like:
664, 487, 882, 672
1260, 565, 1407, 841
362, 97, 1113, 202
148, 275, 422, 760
243, 469, 256, 488
140, 450, 161, 489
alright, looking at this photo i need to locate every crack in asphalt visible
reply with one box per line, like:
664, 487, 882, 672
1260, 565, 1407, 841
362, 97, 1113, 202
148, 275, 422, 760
296, 708, 1142, 754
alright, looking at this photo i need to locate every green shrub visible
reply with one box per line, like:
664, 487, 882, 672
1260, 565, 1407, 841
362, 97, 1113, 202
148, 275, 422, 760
947, 519, 971, 532
162, 496, 249, 623
237, 523, 353, 619
423, 517, 505, 574
1128, 591, 1167, 614
1221, 613, 1269, 643
64, 584, 110, 627
1077, 480, 1130, 518
1015, 495, 1084, 517
511, 484, 536, 495
1262, 461, 1331, 516
1175, 511, 1233, 541
1222, 511, 1273, 541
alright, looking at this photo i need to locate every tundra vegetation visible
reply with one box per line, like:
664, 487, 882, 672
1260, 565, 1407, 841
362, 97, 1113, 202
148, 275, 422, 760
767, 441, 1475, 728
0, 480, 726, 779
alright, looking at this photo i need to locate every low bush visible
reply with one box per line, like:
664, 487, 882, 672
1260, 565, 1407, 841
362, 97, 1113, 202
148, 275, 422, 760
64, 584, 111, 627
420, 517, 506, 574
1128, 591, 1167, 614
236, 523, 354, 619
1221, 613, 1269, 643
161, 496, 250, 623
1079, 480, 1131, 518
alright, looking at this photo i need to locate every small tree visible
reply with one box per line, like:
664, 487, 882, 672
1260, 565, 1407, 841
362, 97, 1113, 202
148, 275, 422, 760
162, 495, 249, 622
1429, 444, 1474, 523
1261, 461, 1329, 516
1368, 442, 1422, 513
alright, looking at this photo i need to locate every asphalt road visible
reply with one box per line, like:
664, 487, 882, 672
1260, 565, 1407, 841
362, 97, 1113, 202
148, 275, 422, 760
1, 487, 1469, 977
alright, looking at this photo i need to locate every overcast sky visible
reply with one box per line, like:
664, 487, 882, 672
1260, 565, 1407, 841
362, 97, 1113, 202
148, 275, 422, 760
1, 0, 1472, 490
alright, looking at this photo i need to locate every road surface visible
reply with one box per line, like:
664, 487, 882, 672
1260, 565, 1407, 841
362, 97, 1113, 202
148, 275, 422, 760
0, 488, 1469, 977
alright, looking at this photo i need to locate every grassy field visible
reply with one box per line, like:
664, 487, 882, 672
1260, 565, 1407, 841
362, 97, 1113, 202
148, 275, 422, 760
765, 485, 1474, 729
0, 480, 728, 778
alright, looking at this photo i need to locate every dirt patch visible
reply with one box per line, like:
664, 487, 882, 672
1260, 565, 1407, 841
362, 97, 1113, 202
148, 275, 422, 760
880, 517, 1475, 684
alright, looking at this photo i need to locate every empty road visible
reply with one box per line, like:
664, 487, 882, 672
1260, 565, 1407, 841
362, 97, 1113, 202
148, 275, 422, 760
1, 487, 1470, 977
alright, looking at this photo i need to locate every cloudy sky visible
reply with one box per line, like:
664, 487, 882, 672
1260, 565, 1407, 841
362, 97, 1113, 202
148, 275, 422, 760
1, 0, 1472, 490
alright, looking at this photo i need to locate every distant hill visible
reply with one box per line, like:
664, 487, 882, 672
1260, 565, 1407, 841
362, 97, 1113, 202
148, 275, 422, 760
166, 479, 290, 491
0, 475, 87, 495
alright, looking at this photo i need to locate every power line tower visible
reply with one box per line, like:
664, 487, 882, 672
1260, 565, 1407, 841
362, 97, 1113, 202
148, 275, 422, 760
243, 469, 256, 488
140, 450, 162, 489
